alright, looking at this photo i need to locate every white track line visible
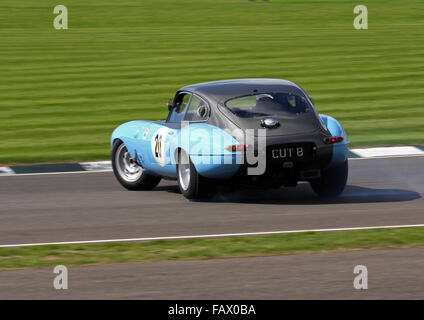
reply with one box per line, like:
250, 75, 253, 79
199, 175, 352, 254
0, 170, 112, 177
1, 154, 423, 177
1, 224, 423, 248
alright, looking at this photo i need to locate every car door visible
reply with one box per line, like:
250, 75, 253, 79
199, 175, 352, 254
147, 92, 192, 177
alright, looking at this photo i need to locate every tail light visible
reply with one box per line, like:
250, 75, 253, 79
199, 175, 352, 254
324, 136, 344, 144
226, 144, 252, 152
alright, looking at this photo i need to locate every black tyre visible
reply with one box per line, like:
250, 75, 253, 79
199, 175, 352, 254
310, 160, 348, 197
176, 149, 213, 199
112, 140, 161, 190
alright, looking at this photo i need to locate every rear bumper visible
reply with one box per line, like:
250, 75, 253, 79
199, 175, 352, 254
232, 141, 347, 186
189, 135, 348, 180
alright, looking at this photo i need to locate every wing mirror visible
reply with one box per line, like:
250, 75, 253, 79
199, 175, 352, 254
167, 99, 174, 111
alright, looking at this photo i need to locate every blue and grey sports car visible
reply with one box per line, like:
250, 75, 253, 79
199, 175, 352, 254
111, 79, 348, 199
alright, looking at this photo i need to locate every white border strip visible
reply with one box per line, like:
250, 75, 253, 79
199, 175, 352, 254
80, 161, 112, 171
0, 167, 16, 175
0, 170, 112, 177
348, 154, 424, 160
1, 146, 423, 177
1, 224, 423, 248
351, 146, 424, 158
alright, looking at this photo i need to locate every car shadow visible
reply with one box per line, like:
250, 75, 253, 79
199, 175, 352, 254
155, 183, 421, 205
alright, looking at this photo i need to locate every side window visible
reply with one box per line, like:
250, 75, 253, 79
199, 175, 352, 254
167, 93, 191, 123
184, 95, 209, 122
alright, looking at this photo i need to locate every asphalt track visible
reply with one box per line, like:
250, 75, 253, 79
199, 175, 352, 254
0, 156, 423, 246
0, 156, 423, 299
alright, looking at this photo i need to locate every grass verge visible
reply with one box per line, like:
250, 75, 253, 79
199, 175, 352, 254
1, 227, 423, 270
1, 0, 424, 164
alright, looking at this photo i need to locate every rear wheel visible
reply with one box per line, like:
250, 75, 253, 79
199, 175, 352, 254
310, 160, 348, 197
112, 140, 161, 190
177, 149, 213, 200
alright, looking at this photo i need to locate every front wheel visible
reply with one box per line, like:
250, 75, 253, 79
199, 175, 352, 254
112, 140, 161, 190
310, 160, 348, 197
177, 150, 213, 200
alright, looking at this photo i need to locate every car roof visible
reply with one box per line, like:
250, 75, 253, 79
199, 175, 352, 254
179, 78, 304, 104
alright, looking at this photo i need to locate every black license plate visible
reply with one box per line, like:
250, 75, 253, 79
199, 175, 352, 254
267, 143, 314, 162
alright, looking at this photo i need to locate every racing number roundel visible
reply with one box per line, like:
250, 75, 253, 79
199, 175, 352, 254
151, 127, 168, 167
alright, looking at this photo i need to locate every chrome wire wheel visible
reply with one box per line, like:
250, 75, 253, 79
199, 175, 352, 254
178, 151, 191, 191
115, 143, 143, 182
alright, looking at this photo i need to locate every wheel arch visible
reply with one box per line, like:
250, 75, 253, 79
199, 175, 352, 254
174, 147, 183, 163
319, 114, 349, 167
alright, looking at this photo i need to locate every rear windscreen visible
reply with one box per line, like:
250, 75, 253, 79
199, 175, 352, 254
225, 93, 312, 118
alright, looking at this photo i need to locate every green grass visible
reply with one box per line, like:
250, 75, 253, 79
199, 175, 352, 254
0, 227, 423, 270
0, 0, 423, 164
